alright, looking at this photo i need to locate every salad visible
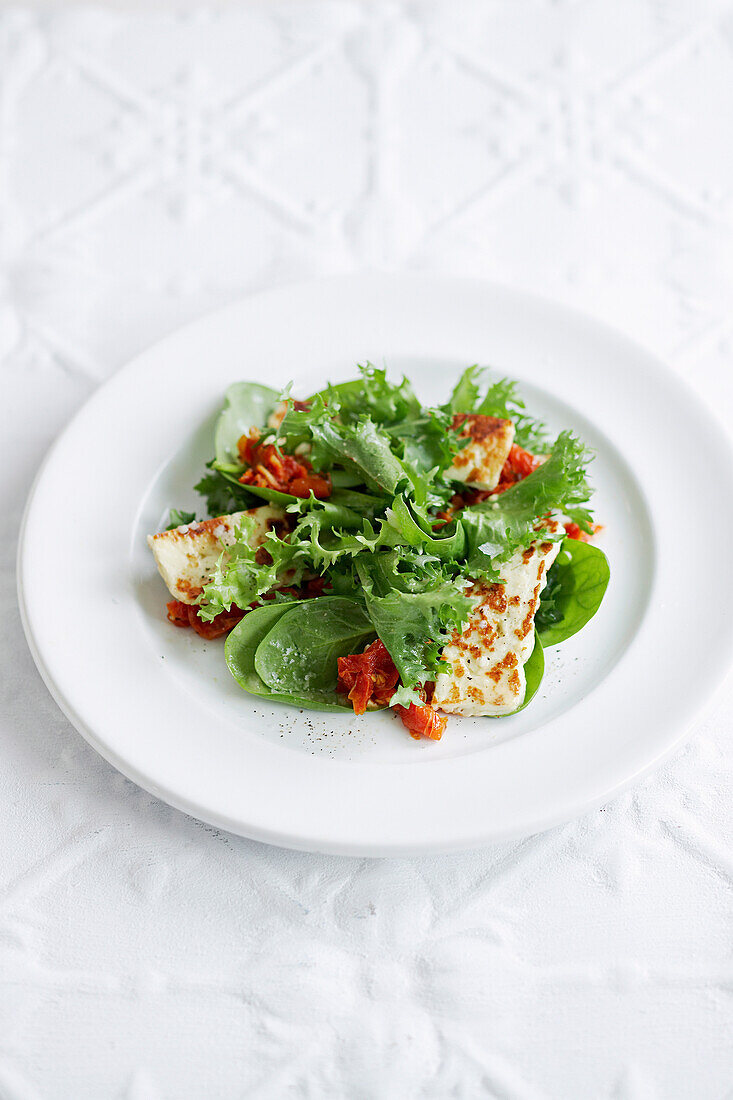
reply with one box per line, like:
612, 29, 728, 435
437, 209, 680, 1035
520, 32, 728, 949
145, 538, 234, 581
148, 365, 609, 740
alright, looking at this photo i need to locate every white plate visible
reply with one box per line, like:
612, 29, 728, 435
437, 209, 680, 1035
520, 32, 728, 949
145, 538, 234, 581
18, 275, 733, 855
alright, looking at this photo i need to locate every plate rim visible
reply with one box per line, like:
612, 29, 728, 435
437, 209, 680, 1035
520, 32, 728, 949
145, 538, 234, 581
17, 273, 733, 855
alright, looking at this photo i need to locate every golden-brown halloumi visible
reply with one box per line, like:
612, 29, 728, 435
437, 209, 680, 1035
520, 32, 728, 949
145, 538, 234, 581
432, 533, 562, 716
147, 505, 285, 604
446, 413, 515, 490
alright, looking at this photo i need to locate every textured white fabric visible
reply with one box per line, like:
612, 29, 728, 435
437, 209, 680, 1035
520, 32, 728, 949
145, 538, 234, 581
3, 5, 733, 1098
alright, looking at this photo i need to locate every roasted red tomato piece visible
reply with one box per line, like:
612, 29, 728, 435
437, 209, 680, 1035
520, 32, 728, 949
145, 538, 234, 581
236, 429, 332, 498
563, 521, 602, 542
166, 599, 244, 639
337, 639, 400, 715
393, 702, 447, 741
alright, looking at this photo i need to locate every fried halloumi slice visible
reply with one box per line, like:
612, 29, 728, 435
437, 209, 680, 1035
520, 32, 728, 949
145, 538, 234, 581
446, 413, 515, 491
432, 531, 562, 717
147, 505, 285, 604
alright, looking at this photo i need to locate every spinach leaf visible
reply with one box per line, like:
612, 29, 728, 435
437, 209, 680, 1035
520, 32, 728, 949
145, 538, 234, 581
214, 382, 280, 464
225, 603, 353, 711
207, 461, 290, 506
536, 539, 609, 647
209, 467, 369, 527
229, 483, 297, 508
254, 596, 376, 698
330, 488, 384, 513
283, 495, 369, 530
535, 560, 564, 630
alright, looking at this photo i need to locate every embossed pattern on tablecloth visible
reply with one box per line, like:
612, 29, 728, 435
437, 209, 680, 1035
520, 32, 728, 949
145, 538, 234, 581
2, 4, 733, 1098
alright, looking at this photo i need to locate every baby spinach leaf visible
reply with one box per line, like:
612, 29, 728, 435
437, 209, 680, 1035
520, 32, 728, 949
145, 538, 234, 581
208, 462, 296, 510
232, 483, 297, 508
283, 495, 369, 530
211, 470, 369, 528
225, 603, 353, 711
214, 382, 280, 464
226, 603, 298, 695
330, 488, 386, 513
254, 596, 375, 697
536, 538, 610, 647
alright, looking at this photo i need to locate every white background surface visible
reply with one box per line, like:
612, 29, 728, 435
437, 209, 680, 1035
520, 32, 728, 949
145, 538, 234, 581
3, 4, 733, 1098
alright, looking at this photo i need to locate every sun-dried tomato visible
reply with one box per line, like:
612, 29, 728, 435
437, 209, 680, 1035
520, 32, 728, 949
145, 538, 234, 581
494, 444, 541, 494
432, 445, 541, 526
237, 429, 261, 467
166, 600, 191, 628
275, 576, 328, 602
393, 702, 447, 741
337, 639, 400, 715
166, 600, 245, 639
166, 575, 329, 638
288, 474, 332, 499
564, 522, 603, 542
236, 430, 332, 498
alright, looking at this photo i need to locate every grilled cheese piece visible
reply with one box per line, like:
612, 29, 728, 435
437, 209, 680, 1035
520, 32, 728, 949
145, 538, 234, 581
446, 413, 515, 490
147, 505, 285, 604
433, 531, 562, 716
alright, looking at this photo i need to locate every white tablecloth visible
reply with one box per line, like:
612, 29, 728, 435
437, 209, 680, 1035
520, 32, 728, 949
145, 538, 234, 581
3, 5, 733, 1097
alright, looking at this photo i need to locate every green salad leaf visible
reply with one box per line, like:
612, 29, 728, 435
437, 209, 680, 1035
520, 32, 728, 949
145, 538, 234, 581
195, 465, 254, 516
254, 597, 375, 700
225, 602, 353, 710
214, 382, 280, 464
166, 508, 196, 530
461, 430, 594, 575
445, 364, 483, 414
443, 365, 547, 452
316, 365, 422, 426
277, 402, 408, 495
355, 555, 474, 689
536, 538, 610, 647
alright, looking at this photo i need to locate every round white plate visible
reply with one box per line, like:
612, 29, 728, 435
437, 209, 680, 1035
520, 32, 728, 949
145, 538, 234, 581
18, 275, 733, 855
